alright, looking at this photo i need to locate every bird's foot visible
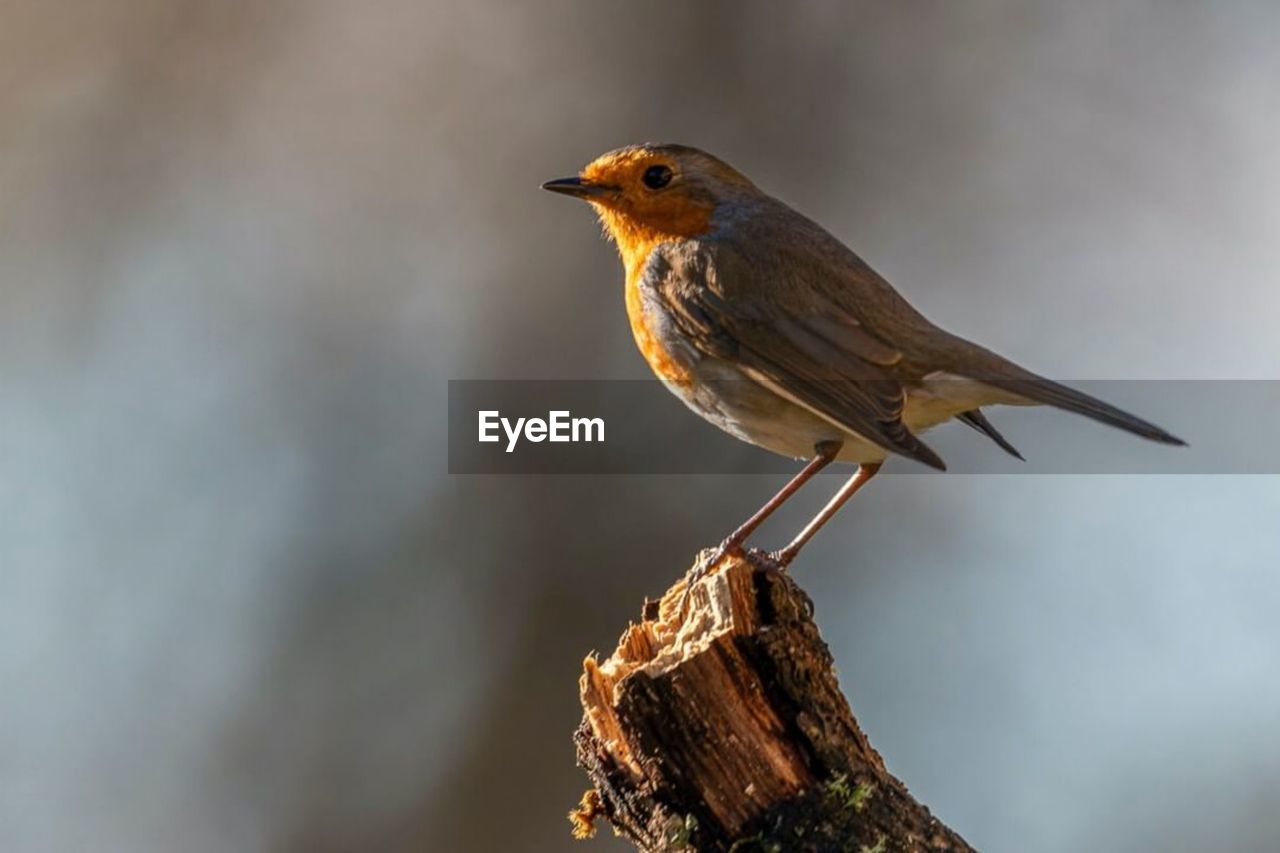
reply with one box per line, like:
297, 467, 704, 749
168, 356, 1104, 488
769, 544, 800, 570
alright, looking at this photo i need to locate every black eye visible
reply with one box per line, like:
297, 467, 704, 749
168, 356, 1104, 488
642, 165, 673, 189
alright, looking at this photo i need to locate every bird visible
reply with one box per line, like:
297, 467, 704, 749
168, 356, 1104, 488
542, 143, 1185, 572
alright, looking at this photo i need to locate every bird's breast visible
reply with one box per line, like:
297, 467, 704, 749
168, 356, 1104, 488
621, 258, 892, 462
624, 268, 696, 385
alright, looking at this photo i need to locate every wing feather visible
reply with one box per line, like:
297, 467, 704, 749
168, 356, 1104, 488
643, 242, 946, 470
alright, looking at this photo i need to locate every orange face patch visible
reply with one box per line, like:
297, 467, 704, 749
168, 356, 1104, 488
581, 149, 716, 280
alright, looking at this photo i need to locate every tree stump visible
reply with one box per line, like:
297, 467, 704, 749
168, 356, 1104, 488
571, 550, 976, 852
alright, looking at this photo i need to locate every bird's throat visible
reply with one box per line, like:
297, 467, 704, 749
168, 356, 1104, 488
592, 203, 713, 281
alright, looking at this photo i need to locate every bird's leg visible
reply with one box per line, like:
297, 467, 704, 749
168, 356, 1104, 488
773, 461, 882, 568
711, 439, 843, 562
680, 441, 842, 605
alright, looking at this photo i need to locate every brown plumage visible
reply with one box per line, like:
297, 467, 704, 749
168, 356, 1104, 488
544, 143, 1184, 568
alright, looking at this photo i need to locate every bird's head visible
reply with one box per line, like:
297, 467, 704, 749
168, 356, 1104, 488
543, 143, 755, 271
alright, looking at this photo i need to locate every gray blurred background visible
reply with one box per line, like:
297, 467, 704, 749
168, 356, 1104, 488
2, 1, 1278, 851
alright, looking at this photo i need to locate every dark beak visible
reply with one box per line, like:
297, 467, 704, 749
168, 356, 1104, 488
541, 176, 617, 201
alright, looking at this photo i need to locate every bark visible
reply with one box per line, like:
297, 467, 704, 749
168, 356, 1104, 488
570, 550, 976, 853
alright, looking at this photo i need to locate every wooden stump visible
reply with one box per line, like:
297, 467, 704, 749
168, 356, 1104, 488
571, 550, 976, 853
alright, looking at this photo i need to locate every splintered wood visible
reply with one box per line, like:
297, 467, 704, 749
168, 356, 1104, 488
572, 551, 975, 853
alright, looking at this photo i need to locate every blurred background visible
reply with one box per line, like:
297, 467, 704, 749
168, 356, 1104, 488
2, 1, 1278, 851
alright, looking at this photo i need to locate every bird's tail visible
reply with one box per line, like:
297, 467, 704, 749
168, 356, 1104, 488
981, 375, 1186, 445
939, 335, 1187, 446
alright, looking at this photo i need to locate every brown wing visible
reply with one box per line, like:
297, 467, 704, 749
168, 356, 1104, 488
641, 242, 946, 470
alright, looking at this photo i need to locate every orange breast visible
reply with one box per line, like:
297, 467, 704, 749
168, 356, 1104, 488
625, 266, 694, 385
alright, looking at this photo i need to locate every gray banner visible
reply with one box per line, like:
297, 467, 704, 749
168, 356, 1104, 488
448, 380, 1278, 474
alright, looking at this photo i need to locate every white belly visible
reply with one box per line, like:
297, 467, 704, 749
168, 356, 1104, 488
662, 351, 1026, 465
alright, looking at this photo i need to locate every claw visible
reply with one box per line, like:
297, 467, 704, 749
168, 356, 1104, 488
701, 539, 744, 574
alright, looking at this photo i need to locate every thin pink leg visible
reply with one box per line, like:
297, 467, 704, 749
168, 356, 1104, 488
774, 462, 882, 567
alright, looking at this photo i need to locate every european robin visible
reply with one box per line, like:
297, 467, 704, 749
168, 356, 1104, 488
543, 143, 1184, 570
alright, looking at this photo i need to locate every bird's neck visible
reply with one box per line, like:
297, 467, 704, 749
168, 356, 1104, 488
594, 205, 713, 281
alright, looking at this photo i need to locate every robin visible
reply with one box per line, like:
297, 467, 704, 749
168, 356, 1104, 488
543, 143, 1184, 571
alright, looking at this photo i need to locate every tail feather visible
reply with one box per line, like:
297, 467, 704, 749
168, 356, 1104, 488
938, 334, 1188, 447
957, 409, 1025, 460
981, 376, 1187, 446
